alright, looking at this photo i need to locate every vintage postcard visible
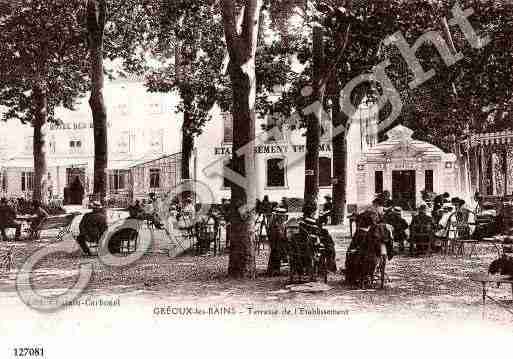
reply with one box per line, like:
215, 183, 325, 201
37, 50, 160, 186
1, 1, 513, 357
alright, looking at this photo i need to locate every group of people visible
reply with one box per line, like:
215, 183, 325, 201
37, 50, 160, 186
75, 193, 171, 257
344, 190, 475, 287
265, 205, 337, 282
345, 197, 393, 288
0, 198, 49, 241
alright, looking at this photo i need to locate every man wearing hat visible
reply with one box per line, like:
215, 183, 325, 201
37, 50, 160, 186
76, 201, 108, 256
409, 203, 434, 254
384, 206, 408, 252
0, 198, 22, 241
287, 216, 319, 281
267, 207, 288, 276
432, 192, 450, 223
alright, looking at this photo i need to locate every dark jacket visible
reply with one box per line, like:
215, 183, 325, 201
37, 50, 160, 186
410, 212, 434, 237
0, 204, 17, 224
79, 210, 108, 242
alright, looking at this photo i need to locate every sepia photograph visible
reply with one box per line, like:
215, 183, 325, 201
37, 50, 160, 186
1, 0, 513, 357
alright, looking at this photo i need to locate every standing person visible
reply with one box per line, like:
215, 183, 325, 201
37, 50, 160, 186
75, 201, 108, 256
29, 200, 49, 240
267, 207, 288, 276
0, 198, 22, 241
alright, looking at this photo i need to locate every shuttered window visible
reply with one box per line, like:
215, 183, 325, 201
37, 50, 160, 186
267, 158, 286, 188
375, 171, 383, 194
223, 113, 233, 143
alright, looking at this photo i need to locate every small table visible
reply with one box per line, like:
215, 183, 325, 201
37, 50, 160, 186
470, 273, 513, 306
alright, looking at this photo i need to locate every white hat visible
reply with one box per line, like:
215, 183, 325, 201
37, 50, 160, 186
273, 207, 288, 214
302, 217, 317, 226
91, 201, 103, 209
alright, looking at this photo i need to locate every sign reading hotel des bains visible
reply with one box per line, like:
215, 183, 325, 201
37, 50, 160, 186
49, 121, 113, 131
214, 143, 332, 156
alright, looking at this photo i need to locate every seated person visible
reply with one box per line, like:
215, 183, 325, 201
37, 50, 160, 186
288, 217, 320, 281
432, 192, 450, 224
409, 204, 434, 254
0, 198, 22, 241
384, 206, 408, 252
345, 212, 381, 287
143, 196, 164, 229
29, 200, 49, 239
318, 221, 337, 273
128, 200, 145, 219
75, 201, 108, 256
267, 208, 288, 276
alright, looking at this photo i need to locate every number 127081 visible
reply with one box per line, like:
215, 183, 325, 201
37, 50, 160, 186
13, 348, 44, 357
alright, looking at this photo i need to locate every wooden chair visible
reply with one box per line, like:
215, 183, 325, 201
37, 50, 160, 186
445, 210, 477, 257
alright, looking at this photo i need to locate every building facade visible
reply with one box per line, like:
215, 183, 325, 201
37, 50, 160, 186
1, 79, 462, 211
0, 79, 180, 203
355, 125, 459, 210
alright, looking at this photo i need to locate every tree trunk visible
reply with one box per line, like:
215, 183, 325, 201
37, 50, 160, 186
303, 26, 325, 218
226, 60, 258, 279
221, 0, 261, 279
32, 84, 48, 203
330, 92, 348, 225
87, 0, 108, 203
181, 102, 194, 180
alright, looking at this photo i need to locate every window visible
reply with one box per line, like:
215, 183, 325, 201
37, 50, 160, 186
69, 139, 82, 153
149, 130, 163, 152
425, 170, 434, 193
148, 103, 162, 115
1, 171, 7, 192
116, 132, 130, 153
69, 140, 82, 148
375, 171, 383, 194
149, 169, 160, 188
21, 171, 34, 192
319, 157, 332, 187
24, 136, 33, 153
223, 113, 233, 143
266, 158, 286, 188
109, 170, 128, 192
119, 103, 130, 116
48, 135, 56, 154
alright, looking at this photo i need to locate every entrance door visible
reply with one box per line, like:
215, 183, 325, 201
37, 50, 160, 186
392, 170, 416, 210
65, 168, 86, 205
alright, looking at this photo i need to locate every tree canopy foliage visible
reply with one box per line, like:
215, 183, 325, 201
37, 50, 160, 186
0, 0, 89, 124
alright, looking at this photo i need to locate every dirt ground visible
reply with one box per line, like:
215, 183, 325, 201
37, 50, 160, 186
1, 226, 513, 332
